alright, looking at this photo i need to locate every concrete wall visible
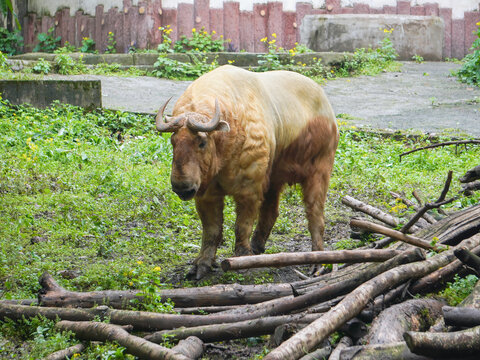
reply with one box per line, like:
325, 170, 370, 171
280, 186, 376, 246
23, 0, 480, 58
301, 14, 445, 60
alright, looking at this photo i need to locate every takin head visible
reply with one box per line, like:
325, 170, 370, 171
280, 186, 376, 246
155, 98, 230, 201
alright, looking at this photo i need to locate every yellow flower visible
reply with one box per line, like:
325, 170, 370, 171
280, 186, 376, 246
268, 39, 276, 44
476, 21, 480, 26
272, 33, 277, 38
260, 37, 267, 42
227, 60, 235, 64
153, 266, 161, 271
137, 260, 143, 265
109, 32, 113, 35
192, 28, 196, 33
212, 30, 216, 34
129, 281, 133, 286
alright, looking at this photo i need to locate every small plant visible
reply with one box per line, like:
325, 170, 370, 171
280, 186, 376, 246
105, 31, 117, 53
412, 54, 424, 63
0, 51, 10, 71
54, 41, 77, 53
456, 21, 480, 86
153, 52, 218, 80
0, 27, 23, 55
33, 27, 61, 53
54, 54, 87, 75
438, 274, 479, 306
174, 27, 225, 53
32, 58, 51, 74
257, 33, 283, 71
80, 36, 96, 53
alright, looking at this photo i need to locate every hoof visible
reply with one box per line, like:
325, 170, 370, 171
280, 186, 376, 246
186, 263, 212, 280
235, 246, 253, 257
251, 242, 265, 255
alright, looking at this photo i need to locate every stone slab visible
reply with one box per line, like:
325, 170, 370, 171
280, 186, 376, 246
300, 14, 445, 60
0, 79, 102, 109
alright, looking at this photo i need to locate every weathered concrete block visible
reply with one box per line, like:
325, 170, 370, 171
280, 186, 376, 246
300, 14, 445, 60
0, 80, 102, 109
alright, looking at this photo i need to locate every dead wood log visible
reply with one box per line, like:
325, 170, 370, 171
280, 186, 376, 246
0, 299, 37, 306
174, 305, 239, 314
400, 171, 454, 234
298, 345, 332, 360
221, 249, 402, 271
443, 306, 480, 328
416, 203, 480, 246
328, 336, 353, 360
399, 140, 480, 161
409, 244, 480, 295
454, 247, 480, 276
342, 195, 404, 229
263, 234, 480, 360
349, 219, 439, 251
0, 302, 99, 322
338, 342, 430, 360
461, 180, 480, 195
404, 325, 480, 357
45, 343, 86, 360
365, 299, 444, 344
38, 272, 293, 308
460, 165, 480, 183
145, 313, 323, 343
55, 320, 194, 360
171, 337, 204, 360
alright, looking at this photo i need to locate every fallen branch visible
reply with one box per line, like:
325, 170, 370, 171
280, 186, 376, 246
172, 337, 204, 360
399, 140, 480, 161
298, 346, 332, 360
38, 272, 293, 308
341, 195, 415, 230
221, 249, 402, 271
443, 306, 480, 328
390, 191, 436, 224
400, 171, 454, 234
328, 336, 352, 360
45, 343, 86, 360
263, 234, 480, 360
404, 325, 480, 357
55, 320, 195, 360
350, 219, 439, 251
460, 180, 480, 196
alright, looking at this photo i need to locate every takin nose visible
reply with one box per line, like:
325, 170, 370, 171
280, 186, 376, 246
171, 181, 198, 201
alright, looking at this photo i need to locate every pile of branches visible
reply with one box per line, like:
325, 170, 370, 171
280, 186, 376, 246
2, 168, 480, 360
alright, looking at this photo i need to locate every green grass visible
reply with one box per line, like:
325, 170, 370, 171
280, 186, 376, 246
1, 99, 480, 357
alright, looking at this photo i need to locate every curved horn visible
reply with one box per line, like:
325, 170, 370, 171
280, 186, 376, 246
186, 99, 222, 133
155, 97, 183, 132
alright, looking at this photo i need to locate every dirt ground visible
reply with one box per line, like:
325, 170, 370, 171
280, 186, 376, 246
48, 61, 480, 136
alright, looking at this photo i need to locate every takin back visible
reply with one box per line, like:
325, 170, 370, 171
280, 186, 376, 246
155, 65, 339, 280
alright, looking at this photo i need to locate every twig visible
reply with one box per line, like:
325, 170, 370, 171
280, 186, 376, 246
400, 171, 454, 233
399, 140, 480, 161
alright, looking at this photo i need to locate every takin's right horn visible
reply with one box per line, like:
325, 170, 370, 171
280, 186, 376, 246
155, 97, 183, 132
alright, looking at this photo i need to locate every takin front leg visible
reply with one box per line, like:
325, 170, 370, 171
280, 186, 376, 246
234, 195, 262, 257
187, 195, 224, 280
250, 183, 283, 255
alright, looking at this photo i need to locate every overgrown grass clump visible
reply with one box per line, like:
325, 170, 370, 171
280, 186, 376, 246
1, 99, 480, 356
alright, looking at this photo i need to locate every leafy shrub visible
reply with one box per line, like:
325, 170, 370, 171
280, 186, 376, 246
0, 51, 10, 71
153, 53, 218, 80
80, 37, 96, 53
0, 27, 23, 55
105, 31, 117, 53
456, 22, 480, 86
438, 274, 479, 306
54, 41, 77, 54
54, 54, 87, 74
174, 27, 225, 53
33, 27, 61, 53
32, 58, 51, 74
257, 34, 283, 71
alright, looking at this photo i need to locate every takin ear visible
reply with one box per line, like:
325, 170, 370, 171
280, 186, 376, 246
216, 120, 230, 133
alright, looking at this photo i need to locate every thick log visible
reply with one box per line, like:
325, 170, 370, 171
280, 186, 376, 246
174, 305, 239, 314
460, 165, 480, 183
38, 272, 293, 308
55, 320, 192, 360
454, 247, 480, 276
328, 336, 352, 360
350, 219, 439, 251
221, 249, 402, 271
263, 234, 480, 360
404, 325, 480, 357
338, 342, 430, 360
366, 299, 444, 344
172, 337, 204, 360
299, 345, 332, 360
342, 196, 401, 229
443, 306, 480, 327
145, 313, 323, 343
45, 343, 85, 360
0, 302, 99, 322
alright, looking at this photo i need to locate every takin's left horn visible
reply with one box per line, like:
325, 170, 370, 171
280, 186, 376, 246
155, 97, 183, 132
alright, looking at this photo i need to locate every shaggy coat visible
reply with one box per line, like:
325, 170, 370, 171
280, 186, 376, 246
157, 65, 339, 279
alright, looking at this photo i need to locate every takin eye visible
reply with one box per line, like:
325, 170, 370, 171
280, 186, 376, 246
198, 137, 207, 149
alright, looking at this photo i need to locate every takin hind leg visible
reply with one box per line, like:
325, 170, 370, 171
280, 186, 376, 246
251, 183, 284, 255
187, 195, 224, 280
301, 165, 334, 252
